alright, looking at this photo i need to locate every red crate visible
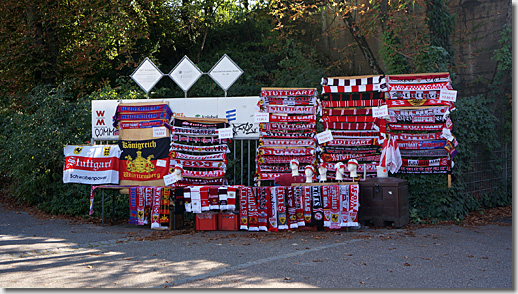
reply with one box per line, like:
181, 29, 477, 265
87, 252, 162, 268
218, 213, 239, 231
196, 213, 218, 230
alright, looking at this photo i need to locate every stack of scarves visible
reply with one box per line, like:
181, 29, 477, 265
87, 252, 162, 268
255, 88, 319, 183
319, 76, 385, 181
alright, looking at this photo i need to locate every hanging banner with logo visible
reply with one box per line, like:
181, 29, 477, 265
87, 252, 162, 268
63, 145, 121, 184
118, 138, 170, 182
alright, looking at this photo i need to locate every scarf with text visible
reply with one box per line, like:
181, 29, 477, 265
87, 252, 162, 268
303, 186, 312, 223
385, 90, 441, 100
398, 140, 447, 150
330, 130, 380, 138
321, 91, 385, 101
268, 114, 317, 123
172, 118, 227, 129
389, 106, 449, 117
322, 146, 380, 154
256, 172, 290, 181
286, 187, 298, 229
150, 187, 162, 229
381, 73, 451, 85
170, 151, 226, 162
382, 81, 453, 92
253, 187, 269, 231
391, 132, 445, 141
118, 120, 171, 130
388, 115, 448, 124
182, 169, 226, 179
325, 138, 379, 147
117, 104, 173, 114
261, 96, 318, 106
385, 99, 454, 109
172, 134, 230, 144
259, 138, 316, 147
276, 187, 289, 230
322, 185, 331, 227
268, 187, 279, 231
294, 187, 305, 227
261, 88, 318, 97
169, 158, 226, 170
397, 166, 451, 174
129, 187, 138, 225
322, 153, 381, 163
226, 186, 237, 211
402, 157, 450, 167
258, 147, 315, 156
399, 149, 449, 157
321, 162, 378, 173
388, 123, 445, 131
172, 126, 218, 136
329, 185, 340, 229
259, 122, 316, 132
311, 186, 324, 224
170, 142, 229, 154
321, 100, 383, 108
264, 105, 317, 114
260, 131, 316, 139
175, 177, 228, 186
247, 187, 259, 231
239, 187, 249, 230
257, 155, 315, 165
257, 164, 305, 173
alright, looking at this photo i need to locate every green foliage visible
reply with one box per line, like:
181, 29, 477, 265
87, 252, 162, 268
426, 0, 456, 66
379, 31, 410, 74
413, 45, 451, 73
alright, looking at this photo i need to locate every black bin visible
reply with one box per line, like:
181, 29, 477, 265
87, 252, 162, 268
358, 177, 409, 228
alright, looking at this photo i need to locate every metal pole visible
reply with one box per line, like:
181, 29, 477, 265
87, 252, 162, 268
241, 140, 244, 185
247, 139, 251, 187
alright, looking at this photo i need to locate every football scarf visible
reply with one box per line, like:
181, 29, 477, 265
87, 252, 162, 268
322, 108, 373, 116
382, 81, 452, 92
217, 187, 228, 210
63, 145, 121, 185
321, 100, 383, 108
170, 142, 229, 154
145, 187, 153, 225
190, 186, 202, 213
255, 187, 269, 231
339, 185, 349, 227
172, 118, 227, 129
172, 134, 230, 144
208, 187, 220, 210
172, 126, 218, 136
118, 120, 170, 130
322, 185, 331, 227
137, 187, 145, 226
239, 187, 249, 230
402, 157, 450, 167
260, 131, 316, 139
321, 162, 378, 173
388, 115, 448, 124
329, 186, 340, 229
388, 123, 445, 131
257, 172, 290, 181
286, 187, 298, 229
311, 186, 324, 224
257, 164, 305, 173
321, 116, 376, 123
247, 187, 259, 231
182, 169, 226, 179
160, 188, 170, 224
170, 151, 226, 161
176, 177, 228, 186
399, 149, 449, 157
385, 90, 441, 100
268, 187, 279, 231
398, 166, 451, 174
323, 122, 375, 130
381, 73, 451, 84
259, 138, 316, 147
346, 184, 359, 226
302, 186, 312, 223
114, 112, 172, 123
119, 138, 170, 182
257, 155, 315, 164
398, 140, 447, 150
117, 104, 173, 114
226, 186, 237, 211
261, 88, 317, 97
330, 130, 380, 138
264, 105, 317, 114
261, 96, 317, 106
151, 187, 162, 229
269, 114, 317, 123
322, 76, 382, 86
392, 132, 445, 141
169, 158, 226, 170
321, 91, 385, 101
385, 99, 454, 109
322, 146, 380, 154
276, 187, 289, 230
258, 147, 315, 156
294, 187, 305, 227
129, 187, 138, 225
322, 84, 380, 93
325, 138, 378, 147
259, 122, 316, 131
322, 153, 381, 163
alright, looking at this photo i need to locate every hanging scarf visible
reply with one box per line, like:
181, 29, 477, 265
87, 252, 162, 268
260, 131, 316, 139
392, 132, 445, 141
172, 118, 227, 129
402, 157, 450, 167
322, 84, 380, 94
160, 188, 170, 224
258, 147, 315, 156
170, 151, 226, 161
259, 138, 316, 147
144, 187, 153, 224
137, 187, 145, 226
151, 187, 162, 229
183, 187, 192, 212
257, 155, 315, 164
322, 186, 331, 228
385, 99, 454, 109
268, 187, 278, 231
170, 158, 226, 170
325, 138, 378, 147
323, 122, 375, 130
381, 73, 451, 85
322, 146, 380, 154
330, 130, 380, 138
261, 96, 317, 106
247, 187, 259, 232
182, 169, 226, 179
322, 153, 381, 163
226, 186, 237, 211
276, 187, 289, 230
329, 185, 341, 229
190, 186, 202, 213
218, 187, 228, 210
259, 122, 316, 131
397, 166, 451, 174
115, 112, 172, 122
311, 186, 323, 224
255, 187, 269, 231
385, 90, 441, 100
399, 149, 449, 157
321, 100, 383, 108
398, 140, 447, 150
176, 177, 228, 186
129, 187, 138, 225
258, 164, 304, 173
170, 142, 229, 154
321, 116, 376, 123
388, 123, 445, 131
208, 187, 219, 210
347, 184, 360, 226
239, 187, 249, 230
294, 187, 305, 227
322, 76, 382, 86
172, 126, 218, 136
257, 172, 289, 181
286, 187, 298, 229
339, 185, 349, 227
269, 114, 317, 123
172, 134, 229, 144
261, 88, 317, 97
264, 105, 317, 114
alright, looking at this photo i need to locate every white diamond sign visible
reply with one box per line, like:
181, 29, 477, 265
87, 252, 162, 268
169, 56, 203, 92
209, 54, 243, 92
130, 58, 164, 94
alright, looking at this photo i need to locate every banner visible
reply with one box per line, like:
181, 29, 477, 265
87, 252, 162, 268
63, 145, 121, 184
119, 138, 170, 182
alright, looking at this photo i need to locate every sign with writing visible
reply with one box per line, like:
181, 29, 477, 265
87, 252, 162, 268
168, 56, 203, 92
372, 105, 389, 118
255, 113, 269, 123
130, 58, 164, 94
163, 173, 176, 186
153, 127, 167, 138
218, 127, 233, 139
208, 54, 243, 92
316, 129, 334, 144
439, 89, 457, 102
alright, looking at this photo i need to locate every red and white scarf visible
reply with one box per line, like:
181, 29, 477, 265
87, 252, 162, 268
268, 114, 317, 123
170, 151, 226, 161
257, 164, 304, 173
321, 116, 376, 123
321, 162, 378, 173
322, 186, 331, 227
258, 147, 315, 156
176, 177, 228, 186
260, 131, 316, 139
385, 99, 454, 109
261, 89, 317, 97
388, 123, 445, 131
276, 187, 289, 230
391, 132, 445, 141
172, 134, 229, 144
170, 142, 229, 153
226, 186, 238, 211
330, 130, 380, 138
303, 186, 312, 223
322, 153, 381, 162
170, 158, 226, 170
151, 187, 162, 229
239, 187, 249, 230
389, 106, 449, 117
321, 100, 383, 108
256, 172, 289, 181
382, 81, 452, 92
388, 115, 448, 124
402, 157, 450, 167
381, 73, 451, 85
385, 90, 441, 100
247, 187, 259, 231
260, 122, 316, 131
172, 126, 218, 136
254, 187, 269, 231
261, 96, 317, 106
294, 187, 305, 227
322, 84, 380, 94
397, 166, 451, 174
343, 184, 359, 227
323, 122, 375, 130
257, 155, 315, 164
260, 138, 316, 147
269, 187, 279, 231
322, 108, 373, 116
399, 149, 449, 157
325, 138, 378, 147
264, 105, 317, 114
182, 169, 226, 179
322, 76, 382, 86
397, 140, 447, 150
286, 187, 298, 229
329, 185, 340, 229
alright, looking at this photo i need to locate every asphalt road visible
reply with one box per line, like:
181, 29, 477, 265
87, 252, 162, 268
0, 203, 512, 289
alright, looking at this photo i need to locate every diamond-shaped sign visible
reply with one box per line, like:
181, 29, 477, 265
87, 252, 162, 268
168, 56, 203, 92
130, 58, 164, 94
208, 54, 243, 92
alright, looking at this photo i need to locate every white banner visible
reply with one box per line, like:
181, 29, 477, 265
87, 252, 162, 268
92, 96, 260, 140
63, 145, 121, 184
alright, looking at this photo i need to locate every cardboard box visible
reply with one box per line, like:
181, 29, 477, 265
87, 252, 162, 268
196, 213, 218, 230
218, 213, 239, 231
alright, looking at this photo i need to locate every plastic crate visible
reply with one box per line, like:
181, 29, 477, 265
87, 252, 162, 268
195, 213, 218, 230
218, 213, 239, 231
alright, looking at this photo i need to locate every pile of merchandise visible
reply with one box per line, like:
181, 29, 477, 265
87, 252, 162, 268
380, 73, 458, 174
255, 88, 319, 184
319, 76, 385, 181
169, 117, 230, 186
238, 184, 359, 231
